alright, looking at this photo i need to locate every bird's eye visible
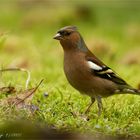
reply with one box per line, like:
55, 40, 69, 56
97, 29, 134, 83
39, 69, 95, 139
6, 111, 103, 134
59, 31, 71, 36
64, 32, 71, 36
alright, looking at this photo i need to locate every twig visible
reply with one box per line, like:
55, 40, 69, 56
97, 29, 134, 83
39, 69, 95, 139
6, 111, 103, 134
0, 68, 31, 89
15, 79, 44, 105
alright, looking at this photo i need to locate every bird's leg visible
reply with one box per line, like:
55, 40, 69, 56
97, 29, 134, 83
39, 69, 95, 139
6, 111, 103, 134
85, 97, 95, 114
96, 96, 103, 116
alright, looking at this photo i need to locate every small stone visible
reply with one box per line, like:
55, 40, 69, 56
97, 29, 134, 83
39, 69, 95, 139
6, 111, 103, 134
43, 92, 49, 97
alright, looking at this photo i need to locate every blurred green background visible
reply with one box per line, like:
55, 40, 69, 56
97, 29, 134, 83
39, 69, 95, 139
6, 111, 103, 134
0, 0, 140, 138
0, 0, 140, 77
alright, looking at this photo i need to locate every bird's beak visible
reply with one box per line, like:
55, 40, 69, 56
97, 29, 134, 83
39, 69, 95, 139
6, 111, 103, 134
53, 33, 62, 40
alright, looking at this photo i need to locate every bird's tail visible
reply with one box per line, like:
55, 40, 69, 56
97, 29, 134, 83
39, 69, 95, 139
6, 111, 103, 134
122, 88, 140, 95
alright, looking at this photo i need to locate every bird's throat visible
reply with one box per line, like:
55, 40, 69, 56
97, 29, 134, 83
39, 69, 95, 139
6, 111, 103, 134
60, 37, 88, 53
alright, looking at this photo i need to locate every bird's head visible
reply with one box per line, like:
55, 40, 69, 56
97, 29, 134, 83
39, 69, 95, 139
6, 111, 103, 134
53, 26, 88, 52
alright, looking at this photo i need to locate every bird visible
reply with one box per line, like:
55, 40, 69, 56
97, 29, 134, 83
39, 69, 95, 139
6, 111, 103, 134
53, 26, 140, 116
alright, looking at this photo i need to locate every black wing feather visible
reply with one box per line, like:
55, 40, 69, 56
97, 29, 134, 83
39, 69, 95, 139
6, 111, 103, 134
86, 55, 128, 85
91, 66, 127, 85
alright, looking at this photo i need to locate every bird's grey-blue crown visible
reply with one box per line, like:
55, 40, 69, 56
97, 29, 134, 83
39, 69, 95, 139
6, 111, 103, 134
59, 26, 77, 32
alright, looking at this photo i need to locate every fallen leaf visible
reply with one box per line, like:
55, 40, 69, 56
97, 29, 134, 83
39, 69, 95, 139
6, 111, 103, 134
0, 86, 16, 94
0, 79, 44, 111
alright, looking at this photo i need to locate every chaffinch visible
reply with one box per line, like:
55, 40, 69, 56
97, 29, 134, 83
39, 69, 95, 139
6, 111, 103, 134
53, 26, 140, 116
